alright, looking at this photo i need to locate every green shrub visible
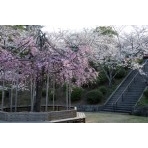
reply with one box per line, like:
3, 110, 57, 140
98, 73, 108, 84
88, 81, 98, 89
42, 89, 47, 97
89, 61, 98, 71
62, 83, 66, 92
71, 87, 83, 102
86, 90, 103, 104
99, 86, 107, 95
49, 91, 57, 101
137, 58, 143, 64
0, 90, 9, 100
115, 68, 126, 79
83, 75, 106, 89
5, 90, 9, 97
144, 89, 148, 98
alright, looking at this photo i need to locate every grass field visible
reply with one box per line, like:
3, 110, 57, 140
85, 112, 148, 123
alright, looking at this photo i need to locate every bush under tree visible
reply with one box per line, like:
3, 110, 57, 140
71, 87, 83, 102
99, 86, 107, 95
0, 90, 9, 100
86, 90, 103, 104
144, 89, 148, 98
115, 68, 126, 79
98, 73, 108, 84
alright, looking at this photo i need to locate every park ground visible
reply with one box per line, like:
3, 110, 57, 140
1, 112, 148, 123
85, 112, 148, 123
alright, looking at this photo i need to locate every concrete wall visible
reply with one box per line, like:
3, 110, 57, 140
0, 107, 77, 122
6, 112, 48, 121
0, 111, 7, 120
76, 105, 103, 112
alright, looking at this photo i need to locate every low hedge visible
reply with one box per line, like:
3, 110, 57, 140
86, 90, 103, 104
144, 89, 148, 98
0, 90, 9, 100
115, 68, 126, 79
71, 87, 83, 102
99, 86, 107, 95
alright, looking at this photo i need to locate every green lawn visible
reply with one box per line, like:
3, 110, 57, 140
85, 112, 148, 123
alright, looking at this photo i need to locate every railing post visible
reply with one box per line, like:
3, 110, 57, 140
122, 94, 123, 101
116, 103, 117, 111
113, 104, 115, 111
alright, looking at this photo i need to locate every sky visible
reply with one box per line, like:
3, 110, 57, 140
38, 0, 148, 33
43, 25, 133, 32
42, 25, 97, 32
1, 0, 148, 30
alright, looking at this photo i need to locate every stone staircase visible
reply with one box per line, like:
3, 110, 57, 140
102, 60, 148, 113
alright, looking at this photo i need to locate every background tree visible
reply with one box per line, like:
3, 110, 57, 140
91, 26, 126, 86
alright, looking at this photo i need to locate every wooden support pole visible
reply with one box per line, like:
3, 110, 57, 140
10, 87, 13, 112
15, 66, 19, 112
45, 63, 49, 112
68, 81, 71, 109
30, 75, 33, 111
1, 71, 5, 111
53, 75, 55, 111
66, 82, 69, 110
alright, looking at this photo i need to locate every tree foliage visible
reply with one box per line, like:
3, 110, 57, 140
95, 26, 118, 37
0, 25, 98, 111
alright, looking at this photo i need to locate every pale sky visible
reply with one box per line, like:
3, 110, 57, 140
1, 0, 148, 27
42, 25, 134, 34
40, 0, 148, 33
42, 25, 97, 32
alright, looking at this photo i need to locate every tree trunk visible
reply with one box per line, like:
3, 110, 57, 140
108, 79, 112, 87
45, 73, 49, 112
66, 82, 69, 110
30, 75, 33, 111
15, 68, 19, 112
68, 81, 71, 109
31, 76, 36, 112
10, 87, 13, 112
34, 70, 44, 112
34, 79, 43, 112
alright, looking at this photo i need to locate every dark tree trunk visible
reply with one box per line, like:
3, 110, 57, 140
34, 69, 44, 112
34, 80, 43, 112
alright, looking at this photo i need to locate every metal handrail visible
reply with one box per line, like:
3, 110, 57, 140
132, 59, 148, 110
132, 86, 147, 112
104, 69, 133, 106
113, 71, 139, 108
